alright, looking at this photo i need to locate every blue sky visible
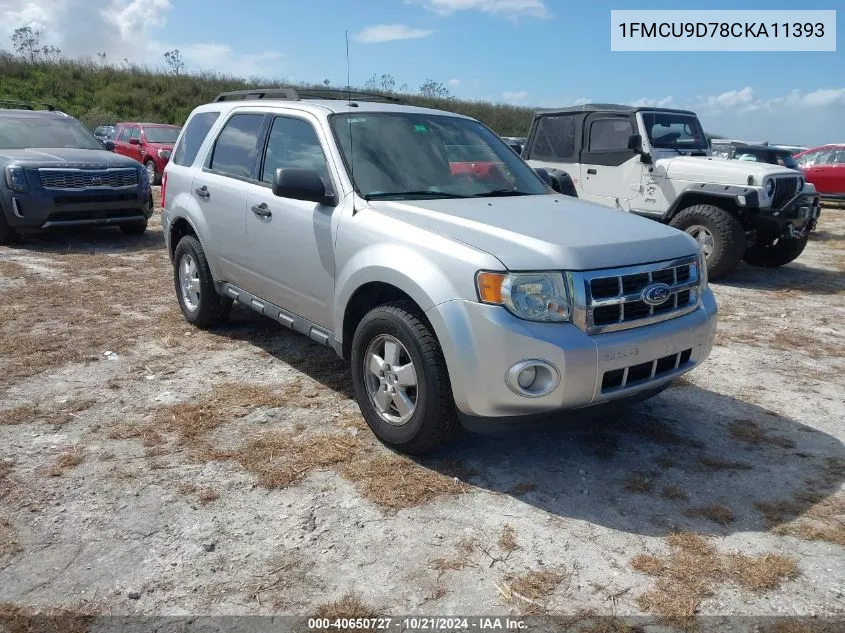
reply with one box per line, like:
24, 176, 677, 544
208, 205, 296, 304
2, 0, 842, 145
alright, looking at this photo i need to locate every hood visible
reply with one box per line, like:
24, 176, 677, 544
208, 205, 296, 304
658, 155, 797, 186
0, 148, 142, 169
367, 194, 698, 271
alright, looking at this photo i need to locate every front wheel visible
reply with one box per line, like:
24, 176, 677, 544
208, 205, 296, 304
145, 160, 160, 185
173, 235, 232, 328
351, 302, 459, 455
743, 235, 808, 267
669, 204, 745, 280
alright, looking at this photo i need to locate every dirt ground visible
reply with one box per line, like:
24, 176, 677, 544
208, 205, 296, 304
1, 193, 843, 628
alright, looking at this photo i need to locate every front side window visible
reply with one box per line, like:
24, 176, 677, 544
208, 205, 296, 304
642, 111, 708, 151
117, 127, 130, 141
588, 118, 634, 152
330, 112, 548, 200
0, 115, 103, 150
209, 113, 264, 179
172, 111, 220, 167
261, 116, 329, 184
129, 127, 141, 141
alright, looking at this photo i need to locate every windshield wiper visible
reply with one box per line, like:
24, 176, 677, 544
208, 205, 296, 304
472, 189, 531, 197
364, 191, 470, 200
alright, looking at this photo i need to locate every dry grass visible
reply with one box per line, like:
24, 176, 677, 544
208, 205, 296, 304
342, 454, 466, 510
430, 537, 476, 576
729, 419, 795, 449
0, 398, 95, 428
661, 486, 689, 501
632, 532, 798, 619
0, 603, 93, 633
498, 524, 518, 553
697, 454, 752, 471
499, 568, 568, 614
0, 517, 23, 556
312, 595, 379, 632
623, 472, 653, 494
683, 504, 736, 526
47, 446, 86, 477
196, 488, 219, 504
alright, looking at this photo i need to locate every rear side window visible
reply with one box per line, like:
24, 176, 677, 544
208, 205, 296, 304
209, 113, 264, 178
588, 118, 634, 152
172, 111, 220, 167
531, 115, 576, 162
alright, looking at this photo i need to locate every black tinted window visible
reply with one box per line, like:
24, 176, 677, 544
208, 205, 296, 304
172, 111, 220, 167
261, 117, 329, 184
589, 118, 634, 152
532, 115, 576, 161
0, 115, 102, 150
210, 114, 264, 178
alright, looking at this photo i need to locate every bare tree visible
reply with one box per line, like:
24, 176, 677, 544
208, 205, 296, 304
41, 45, 61, 63
97, 52, 108, 66
364, 73, 399, 93
12, 26, 42, 62
323, 78, 331, 87
163, 48, 185, 75
419, 79, 452, 99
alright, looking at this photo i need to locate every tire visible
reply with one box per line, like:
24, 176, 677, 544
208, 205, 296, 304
172, 235, 232, 328
743, 235, 808, 268
351, 301, 460, 455
669, 204, 745, 280
145, 160, 160, 186
120, 219, 148, 235
0, 211, 17, 245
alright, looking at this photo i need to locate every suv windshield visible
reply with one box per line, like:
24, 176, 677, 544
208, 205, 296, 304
736, 149, 799, 169
330, 113, 548, 200
642, 111, 708, 151
0, 115, 103, 150
144, 126, 180, 144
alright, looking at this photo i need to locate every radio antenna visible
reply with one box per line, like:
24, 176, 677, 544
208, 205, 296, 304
345, 30, 357, 214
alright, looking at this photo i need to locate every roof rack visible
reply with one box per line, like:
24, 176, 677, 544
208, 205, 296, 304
213, 87, 406, 105
0, 99, 56, 111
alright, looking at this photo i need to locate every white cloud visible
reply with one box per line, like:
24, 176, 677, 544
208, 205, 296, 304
0, 0, 286, 77
353, 24, 433, 43
502, 90, 527, 103
630, 96, 674, 108
412, 0, 548, 20
448, 78, 461, 86
572, 97, 592, 106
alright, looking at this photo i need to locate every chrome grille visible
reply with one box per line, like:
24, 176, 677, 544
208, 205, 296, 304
569, 255, 702, 334
39, 168, 138, 190
771, 176, 799, 210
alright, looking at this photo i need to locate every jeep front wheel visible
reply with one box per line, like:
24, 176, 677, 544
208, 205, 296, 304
743, 235, 808, 268
351, 302, 459, 455
669, 204, 745, 280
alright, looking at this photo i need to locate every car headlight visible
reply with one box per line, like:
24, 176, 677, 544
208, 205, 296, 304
476, 271, 570, 322
157, 149, 171, 159
4, 166, 27, 193
696, 252, 708, 289
765, 177, 776, 197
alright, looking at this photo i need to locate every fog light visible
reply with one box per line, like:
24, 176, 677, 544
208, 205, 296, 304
517, 366, 537, 389
505, 360, 560, 398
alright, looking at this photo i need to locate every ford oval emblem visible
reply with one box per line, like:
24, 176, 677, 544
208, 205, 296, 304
642, 283, 671, 306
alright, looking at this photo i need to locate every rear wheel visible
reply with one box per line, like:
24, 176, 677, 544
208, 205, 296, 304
743, 235, 808, 267
351, 302, 459, 454
173, 235, 232, 328
669, 204, 745, 280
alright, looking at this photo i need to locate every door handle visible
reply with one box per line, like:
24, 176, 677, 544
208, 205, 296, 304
251, 203, 272, 218
587, 168, 597, 175
195, 185, 210, 200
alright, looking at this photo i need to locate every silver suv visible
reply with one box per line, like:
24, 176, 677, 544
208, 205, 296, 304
162, 88, 718, 454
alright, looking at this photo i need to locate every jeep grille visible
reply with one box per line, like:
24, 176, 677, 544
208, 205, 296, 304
569, 255, 702, 334
39, 168, 138, 190
772, 176, 799, 210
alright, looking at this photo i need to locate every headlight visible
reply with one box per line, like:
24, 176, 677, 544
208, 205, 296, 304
476, 271, 570, 322
158, 149, 171, 159
765, 177, 776, 197
4, 166, 27, 193
696, 252, 708, 289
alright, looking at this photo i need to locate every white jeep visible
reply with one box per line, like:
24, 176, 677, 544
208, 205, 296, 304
524, 105, 821, 279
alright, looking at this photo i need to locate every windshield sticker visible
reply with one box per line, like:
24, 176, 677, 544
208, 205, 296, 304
348, 118, 367, 123
413, 124, 429, 133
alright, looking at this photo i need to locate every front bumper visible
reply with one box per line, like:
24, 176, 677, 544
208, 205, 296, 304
426, 288, 717, 421
2, 187, 153, 229
754, 193, 821, 240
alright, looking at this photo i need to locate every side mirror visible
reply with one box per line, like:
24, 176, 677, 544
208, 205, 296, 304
272, 168, 336, 206
534, 167, 560, 192
128, 138, 141, 146
104, 140, 115, 151
627, 133, 652, 164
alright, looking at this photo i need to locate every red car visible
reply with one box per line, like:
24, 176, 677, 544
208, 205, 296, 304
794, 144, 845, 201
111, 122, 181, 185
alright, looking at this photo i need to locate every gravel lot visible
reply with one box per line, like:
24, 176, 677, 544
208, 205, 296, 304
1, 193, 843, 629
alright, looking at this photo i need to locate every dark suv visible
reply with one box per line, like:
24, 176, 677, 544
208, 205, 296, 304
0, 102, 154, 244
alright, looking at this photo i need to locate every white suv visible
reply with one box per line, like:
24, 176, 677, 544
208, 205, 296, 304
162, 89, 717, 454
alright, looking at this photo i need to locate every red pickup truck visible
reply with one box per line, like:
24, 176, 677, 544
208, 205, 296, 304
111, 122, 181, 184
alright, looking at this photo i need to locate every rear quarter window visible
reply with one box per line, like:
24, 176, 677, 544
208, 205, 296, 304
172, 111, 220, 167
